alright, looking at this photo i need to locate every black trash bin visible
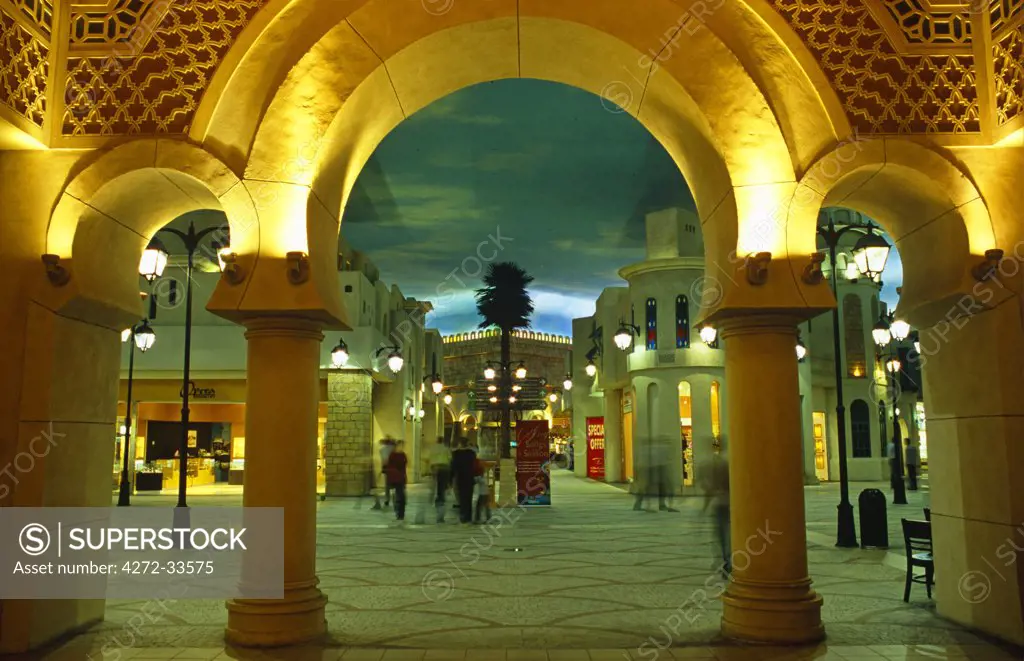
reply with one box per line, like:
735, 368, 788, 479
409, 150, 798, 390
859, 488, 889, 549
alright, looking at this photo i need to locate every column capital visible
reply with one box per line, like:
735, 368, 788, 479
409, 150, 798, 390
716, 313, 802, 340
242, 317, 324, 341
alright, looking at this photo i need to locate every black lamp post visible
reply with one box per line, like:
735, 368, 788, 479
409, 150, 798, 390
149, 221, 228, 513
817, 219, 891, 548
874, 315, 910, 505
117, 319, 156, 506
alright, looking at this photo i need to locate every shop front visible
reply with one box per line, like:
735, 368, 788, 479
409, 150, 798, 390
116, 379, 328, 494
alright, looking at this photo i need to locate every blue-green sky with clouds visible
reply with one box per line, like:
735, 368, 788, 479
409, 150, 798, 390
340, 79, 902, 335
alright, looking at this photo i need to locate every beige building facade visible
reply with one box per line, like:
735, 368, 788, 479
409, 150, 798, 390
1, 0, 1023, 652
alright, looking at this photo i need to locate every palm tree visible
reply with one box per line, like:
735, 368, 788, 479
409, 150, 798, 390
475, 262, 535, 458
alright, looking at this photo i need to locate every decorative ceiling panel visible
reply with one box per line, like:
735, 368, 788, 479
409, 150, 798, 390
15, 0, 52, 40
0, 5, 48, 127
770, 0, 981, 134
881, 0, 972, 47
61, 0, 268, 136
990, 0, 1024, 40
69, 0, 160, 47
994, 24, 1024, 125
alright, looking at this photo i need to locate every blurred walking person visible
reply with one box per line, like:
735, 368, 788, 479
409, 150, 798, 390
699, 446, 731, 576
474, 456, 491, 524
379, 437, 395, 508
451, 438, 477, 525
428, 436, 452, 522
384, 441, 408, 524
905, 440, 920, 491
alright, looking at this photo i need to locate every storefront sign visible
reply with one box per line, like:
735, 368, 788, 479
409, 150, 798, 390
180, 381, 216, 400
516, 420, 550, 506
586, 416, 605, 480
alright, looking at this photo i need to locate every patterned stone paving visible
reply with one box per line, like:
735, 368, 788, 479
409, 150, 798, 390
15, 471, 1020, 660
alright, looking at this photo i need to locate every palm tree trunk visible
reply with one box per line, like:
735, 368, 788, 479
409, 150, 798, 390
501, 327, 512, 459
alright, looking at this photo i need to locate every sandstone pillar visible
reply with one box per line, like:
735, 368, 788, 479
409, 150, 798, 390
226, 318, 326, 646
720, 315, 824, 643
924, 301, 1024, 645
603, 388, 623, 482
325, 370, 373, 497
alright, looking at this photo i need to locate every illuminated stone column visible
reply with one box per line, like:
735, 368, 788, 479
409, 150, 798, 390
720, 315, 824, 644
226, 318, 326, 646
603, 388, 623, 482
923, 301, 1024, 645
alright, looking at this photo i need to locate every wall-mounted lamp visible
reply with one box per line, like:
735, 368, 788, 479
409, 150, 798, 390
796, 337, 807, 362
584, 347, 599, 377
483, 363, 497, 380
376, 344, 403, 373
41, 254, 71, 286
331, 337, 349, 368
746, 251, 772, 285
563, 374, 573, 391
613, 319, 641, 351
286, 251, 310, 284
514, 362, 527, 379
972, 248, 1004, 282
802, 253, 826, 285
443, 393, 453, 405
699, 324, 718, 347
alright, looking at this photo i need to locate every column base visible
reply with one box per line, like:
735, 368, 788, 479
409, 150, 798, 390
721, 578, 824, 644
225, 583, 327, 647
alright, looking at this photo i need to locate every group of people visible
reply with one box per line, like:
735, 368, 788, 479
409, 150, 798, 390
378, 436, 491, 525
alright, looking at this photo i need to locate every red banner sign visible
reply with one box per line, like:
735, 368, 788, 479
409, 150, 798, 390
586, 417, 605, 480
516, 420, 550, 505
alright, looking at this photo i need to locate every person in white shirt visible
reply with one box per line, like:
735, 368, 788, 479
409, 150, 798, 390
428, 437, 452, 523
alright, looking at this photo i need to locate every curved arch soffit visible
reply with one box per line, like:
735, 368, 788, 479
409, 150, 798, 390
789, 138, 999, 326
206, 3, 828, 284
45, 139, 258, 326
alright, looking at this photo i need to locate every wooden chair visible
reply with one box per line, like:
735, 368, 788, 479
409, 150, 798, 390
901, 518, 935, 602
923, 507, 931, 521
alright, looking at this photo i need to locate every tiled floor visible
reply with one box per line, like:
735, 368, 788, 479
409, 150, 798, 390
13, 471, 1020, 660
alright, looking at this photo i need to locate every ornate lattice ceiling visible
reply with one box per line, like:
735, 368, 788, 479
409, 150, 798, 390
0, 0, 1021, 145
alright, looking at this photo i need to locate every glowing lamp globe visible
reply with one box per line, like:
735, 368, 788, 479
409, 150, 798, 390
387, 351, 404, 373
796, 340, 807, 361
699, 325, 717, 346
613, 327, 633, 351
484, 366, 496, 380
515, 363, 527, 379
585, 361, 597, 377
431, 378, 443, 395
563, 376, 573, 391
872, 320, 891, 348
852, 231, 891, 280
134, 321, 156, 353
443, 393, 453, 405
331, 339, 349, 368
548, 392, 558, 403
139, 237, 168, 283
890, 319, 911, 342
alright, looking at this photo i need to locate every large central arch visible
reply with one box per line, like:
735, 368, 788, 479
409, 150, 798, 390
192, 0, 851, 325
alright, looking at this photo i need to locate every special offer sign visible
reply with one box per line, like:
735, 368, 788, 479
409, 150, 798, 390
586, 417, 605, 480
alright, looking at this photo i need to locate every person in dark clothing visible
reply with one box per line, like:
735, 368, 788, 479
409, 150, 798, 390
384, 441, 408, 523
450, 438, 477, 524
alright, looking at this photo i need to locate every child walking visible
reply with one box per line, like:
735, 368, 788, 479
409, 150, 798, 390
474, 457, 491, 524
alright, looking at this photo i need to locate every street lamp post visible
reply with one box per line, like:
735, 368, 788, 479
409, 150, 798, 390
149, 221, 228, 513
875, 316, 910, 505
817, 219, 891, 548
117, 320, 156, 506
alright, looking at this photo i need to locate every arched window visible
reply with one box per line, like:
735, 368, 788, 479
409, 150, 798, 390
676, 295, 690, 348
645, 298, 657, 350
850, 399, 872, 458
843, 294, 867, 378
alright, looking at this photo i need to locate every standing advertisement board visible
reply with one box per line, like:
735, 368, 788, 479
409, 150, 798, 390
516, 420, 550, 505
586, 417, 605, 480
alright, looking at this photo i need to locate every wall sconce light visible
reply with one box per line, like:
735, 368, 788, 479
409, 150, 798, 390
971, 248, 1004, 282
286, 251, 310, 284
802, 253, 825, 285
42, 254, 71, 286
745, 252, 772, 285
219, 250, 245, 285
